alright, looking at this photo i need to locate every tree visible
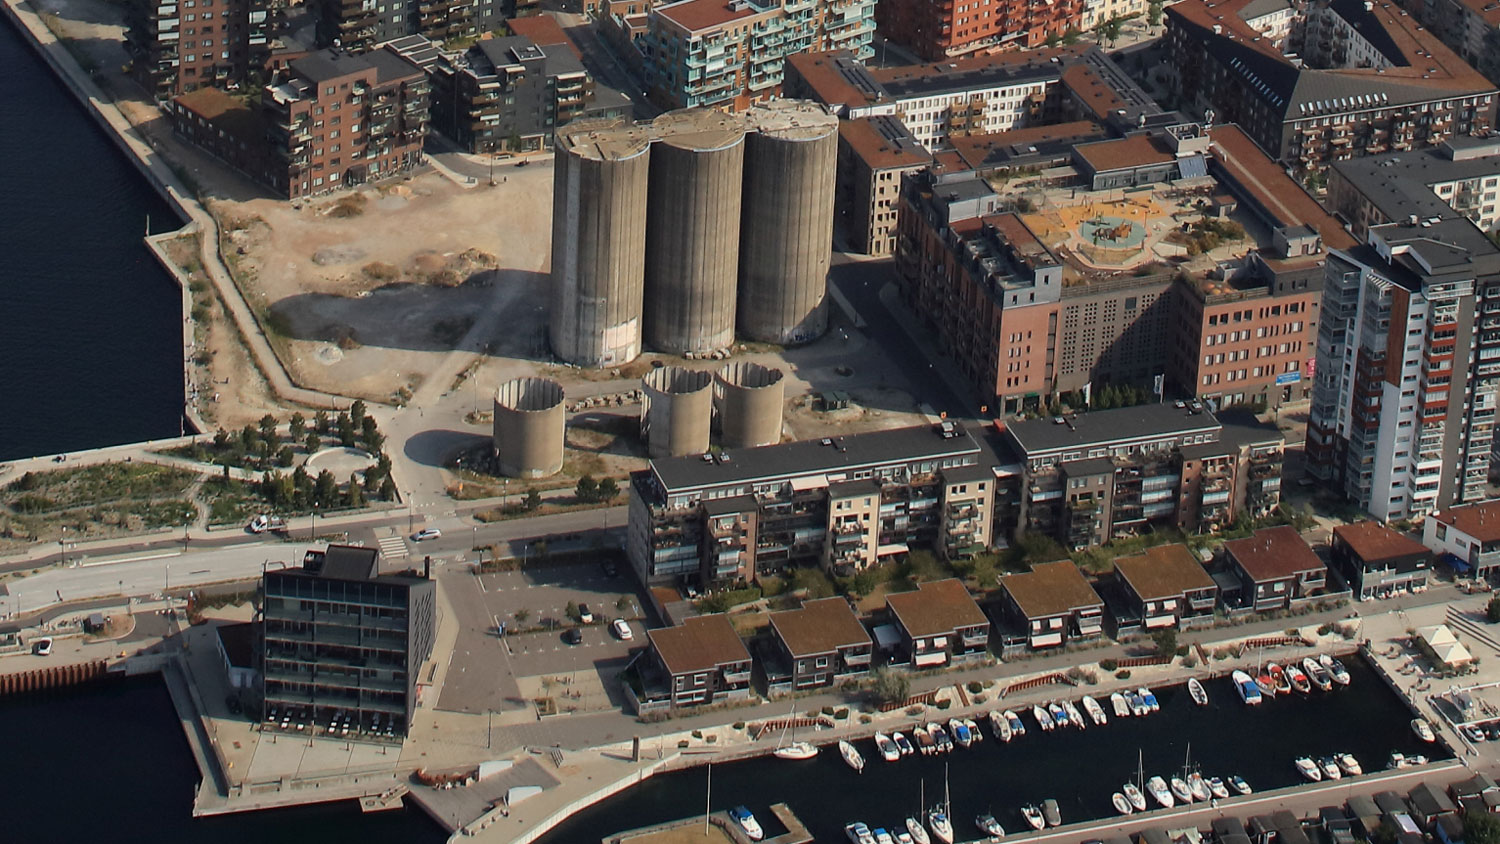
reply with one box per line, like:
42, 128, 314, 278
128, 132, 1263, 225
314, 410, 331, 434
350, 399, 366, 429
336, 412, 356, 448
507, 132, 524, 152
1468, 814, 1500, 844
379, 477, 397, 501
872, 666, 912, 705
213, 428, 232, 450
513, 608, 531, 625
288, 412, 306, 442
240, 424, 260, 453
259, 414, 279, 446
314, 469, 339, 507
346, 473, 365, 508
1152, 627, 1179, 656
304, 431, 321, 454
597, 477, 619, 501
276, 445, 295, 467
1487, 596, 1500, 624
576, 475, 599, 503
1101, 16, 1123, 45
524, 488, 542, 511
1148, 0, 1163, 26
565, 601, 581, 622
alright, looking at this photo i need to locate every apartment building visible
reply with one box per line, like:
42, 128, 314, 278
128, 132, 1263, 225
765, 596, 873, 691
260, 545, 436, 738
1222, 526, 1329, 611
126, 0, 255, 98
1329, 137, 1500, 238
1306, 157, 1500, 520
637, 0, 874, 111
1405, 0, 1500, 87
996, 560, 1105, 649
1002, 404, 1284, 547
885, 579, 990, 667
1165, 0, 1497, 170
631, 614, 753, 711
627, 424, 994, 588
1111, 543, 1219, 630
315, 0, 530, 55
835, 115, 931, 255
406, 34, 627, 154
1425, 500, 1500, 578
1330, 520, 1431, 599
874, 0, 1084, 59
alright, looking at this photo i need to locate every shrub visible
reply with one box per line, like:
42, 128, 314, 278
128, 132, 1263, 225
1182, 656, 1198, 669
905, 706, 924, 717
967, 680, 984, 694
860, 715, 873, 725
1318, 623, 1334, 635
936, 699, 953, 710
691, 729, 703, 738
706, 735, 717, 743
1099, 658, 1119, 671
732, 721, 745, 730
1115, 669, 1132, 680
1175, 645, 1191, 657
821, 705, 835, 716
835, 708, 850, 720
974, 694, 987, 704
678, 740, 690, 748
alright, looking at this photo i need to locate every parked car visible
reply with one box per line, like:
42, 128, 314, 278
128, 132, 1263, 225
32, 637, 52, 656
577, 603, 594, 624
611, 618, 633, 641
411, 528, 442, 542
563, 628, 583, 645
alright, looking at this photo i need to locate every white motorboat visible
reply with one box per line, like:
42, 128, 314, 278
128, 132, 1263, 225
1110, 692, 1131, 718
774, 741, 818, 761
1083, 695, 1108, 726
907, 818, 931, 844
1228, 776, 1251, 795
846, 823, 876, 844
1303, 657, 1334, 691
1322, 654, 1352, 686
1169, 776, 1193, 803
840, 740, 866, 773
975, 814, 1004, 838
1021, 805, 1045, 831
1412, 718, 1436, 742
1188, 678, 1209, 706
875, 732, 901, 763
874, 828, 895, 844
897, 832, 915, 844
1139, 687, 1160, 712
1286, 664, 1312, 694
965, 718, 983, 743
1388, 752, 1429, 769
1233, 670, 1262, 705
1336, 752, 1362, 776
1123, 782, 1147, 812
1208, 777, 1230, 800
1032, 704, 1054, 731
1112, 792, 1134, 815
1042, 799, 1062, 828
1048, 702, 1070, 728
928, 722, 952, 753
948, 718, 974, 748
731, 806, 764, 841
1320, 757, 1342, 780
1129, 693, 1151, 717
989, 710, 1012, 742
1147, 776, 1174, 808
928, 810, 954, 844
893, 731, 916, 756
1188, 773, 1211, 802
1062, 700, 1086, 730
916, 728, 936, 756
1004, 710, 1026, 737
1295, 756, 1322, 782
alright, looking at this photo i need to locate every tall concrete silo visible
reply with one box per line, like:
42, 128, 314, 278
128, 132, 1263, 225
640, 366, 713, 458
738, 101, 838, 345
714, 362, 785, 449
550, 119, 651, 368
644, 109, 746, 355
493, 377, 565, 478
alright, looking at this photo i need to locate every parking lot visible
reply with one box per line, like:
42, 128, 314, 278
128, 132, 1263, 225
435, 558, 652, 716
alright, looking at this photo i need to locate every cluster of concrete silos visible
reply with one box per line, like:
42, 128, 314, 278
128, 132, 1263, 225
550, 101, 838, 368
639, 363, 786, 458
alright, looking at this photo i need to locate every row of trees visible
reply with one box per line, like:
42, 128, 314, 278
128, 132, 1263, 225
203, 401, 386, 471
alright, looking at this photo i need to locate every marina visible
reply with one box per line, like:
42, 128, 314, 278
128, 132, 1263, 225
533, 654, 1448, 844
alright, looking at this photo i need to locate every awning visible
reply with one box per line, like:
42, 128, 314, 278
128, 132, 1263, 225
877, 543, 910, 557
790, 474, 828, 492
1031, 632, 1064, 647
914, 652, 948, 667
1443, 553, 1473, 573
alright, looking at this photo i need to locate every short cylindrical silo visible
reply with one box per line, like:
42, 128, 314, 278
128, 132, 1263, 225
550, 119, 651, 368
738, 101, 838, 345
714, 362, 785, 449
493, 377, 565, 478
640, 366, 713, 458
644, 109, 746, 355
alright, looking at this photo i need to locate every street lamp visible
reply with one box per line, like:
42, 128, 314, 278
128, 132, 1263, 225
310, 504, 318, 542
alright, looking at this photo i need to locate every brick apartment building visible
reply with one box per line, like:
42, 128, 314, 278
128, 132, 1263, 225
874, 0, 1084, 59
636, 0, 875, 111
170, 44, 430, 199
834, 115, 931, 255
1402, 0, 1500, 87
1165, 0, 1497, 171
126, 0, 257, 98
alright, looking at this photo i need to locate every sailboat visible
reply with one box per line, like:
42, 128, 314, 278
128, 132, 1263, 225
840, 740, 866, 773
908, 781, 932, 844
773, 708, 818, 760
1123, 749, 1149, 811
1321, 653, 1352, 686
929, 764, 955, 844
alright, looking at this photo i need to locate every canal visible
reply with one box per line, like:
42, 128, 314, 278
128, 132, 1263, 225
536, 655, 1444, 844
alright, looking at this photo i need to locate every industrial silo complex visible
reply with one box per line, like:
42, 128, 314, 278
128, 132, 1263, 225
547, 102, 836, 364
549, 119, 651, 368
493, 377, 566, 479
640, 366, 713, 459
644, 110, 746, 356
714, 362, 785, 449
738, 103, 838, 345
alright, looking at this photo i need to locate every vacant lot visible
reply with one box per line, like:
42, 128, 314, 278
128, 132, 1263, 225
0, 463, 198, 549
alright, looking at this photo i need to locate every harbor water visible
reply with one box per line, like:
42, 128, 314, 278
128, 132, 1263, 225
535, 655, 1445, 844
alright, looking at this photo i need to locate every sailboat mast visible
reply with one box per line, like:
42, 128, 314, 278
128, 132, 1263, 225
705, 762, 711, 837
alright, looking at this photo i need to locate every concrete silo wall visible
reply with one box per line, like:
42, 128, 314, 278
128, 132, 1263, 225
640, 366, 713, 458
643, 110, 746, 356
738, 102, 838, 345
493, 377, 566, 478
715, 362, 785, 449
549, 120, 651, 368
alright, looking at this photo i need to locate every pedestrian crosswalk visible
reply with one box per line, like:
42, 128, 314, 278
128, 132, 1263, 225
377, 533, 409, 560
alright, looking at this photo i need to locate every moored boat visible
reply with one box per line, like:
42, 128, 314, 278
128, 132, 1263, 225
1005, 710, 1026, 737
1233, 670, 1262, 705
1062, 700, 1086, 730
1083, 695, 1108, 726
989, 710, 1012, 742
1412, 718, 1436, 742
897, 832, 915, 844
1269, 663, 1291, 694
875, 732, 901, 762
929, 722, 952, 753
1129, 693, 1151, 717
1021, 805, 1045, 831
948, 718, 973, 748
1123, 782, 1147, 812
840, 740, 866, 773
1048, 701, 1069, 728
906, 818, 931, 844
1388, 751, 1429, 769
1319, 757, 1342, 780
846, 823, 876, 844
1188, 678, 1209, 706
1188, 772, 1211, 802
1295, 756, 1322, 782
965, 719, 983, 743
1042, 799, 1061, 828
1147, 776, 1175, 808
975, 814, 1004, 838
1208, 777, 1230, 799
1324, 655, 1352, 686
874, 828, 895, 844
1033, 705, 1054, 732
1286, 664, 1312, 694
731, 806, 764, 841
1110, 692, 1131, 718
916, 728, 936, 756
1229, 775, 1252, 795
1303, 657, 1333, 691
928, 811, 954, 844
1112, 792, 1134, 816
1336, 752, 1362, 776
1170, 776, 1193, 803
893, 731, 915, 756
774, 741, 818, 761
1139, 687, 1160, 712
1255, 670, 1277, 697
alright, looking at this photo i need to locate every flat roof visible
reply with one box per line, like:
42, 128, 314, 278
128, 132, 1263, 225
769, 597, 872, 657
1225, 525, 1325, 581
1001, 561, 1103, 619
1075, 134, 1177, 174
1210, 125, 1357, 251
305, 544, 380, 580
1429, 500, 1500, 544
787, 50, 882, 111
647, 614, 751, 675
869, 46, 1083, 101
1004, 405, 1221, 458
1332, 521, 1430, 563
886, 579, 988, 638
949, 121, 1107, 171
839, 116, 931, 171
652, 424, 981, 492
1114, 544, 1217, 601
216, 621, 258, 669
653, 0, 766, 32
